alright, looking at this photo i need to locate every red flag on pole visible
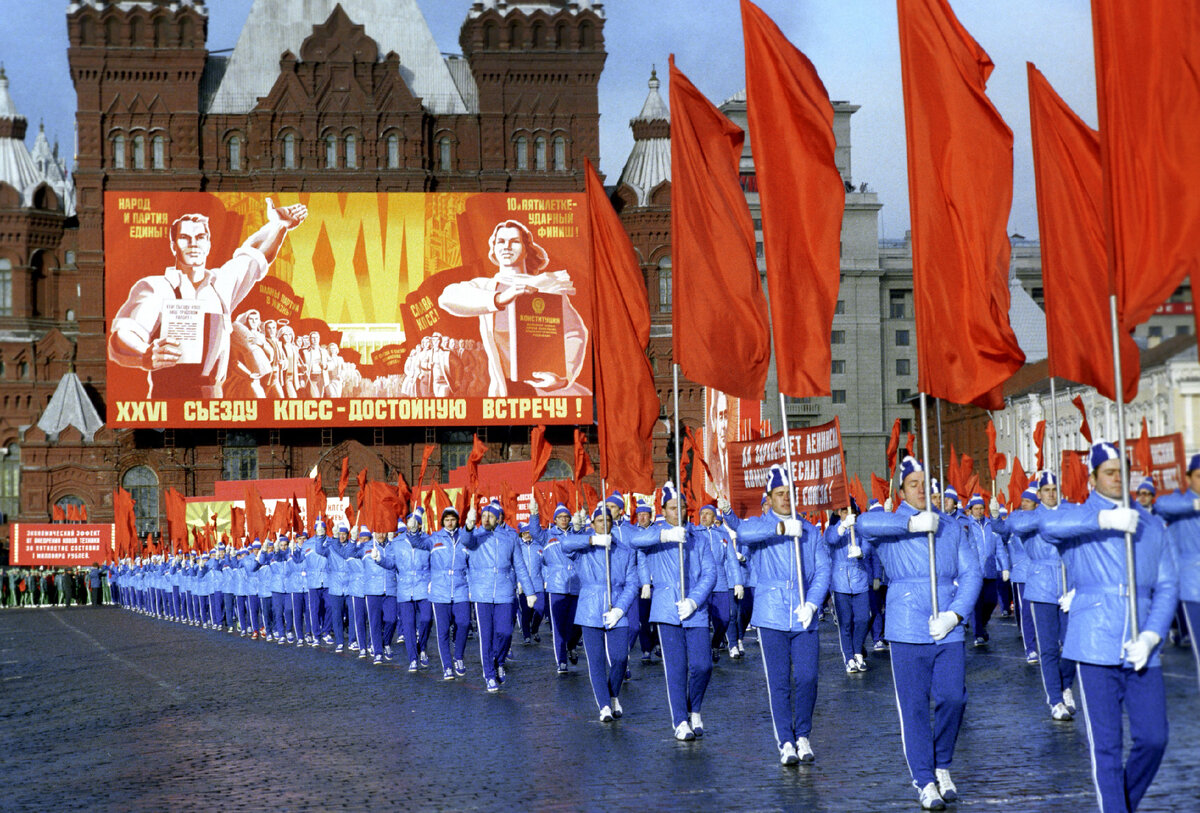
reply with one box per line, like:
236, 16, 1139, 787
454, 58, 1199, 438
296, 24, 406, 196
741, 0, 845, 397
1131, 418, 1152, 473
1061, 450, 1090, 504
395, 471, 411, 520
573, 428, 594, 483
417, 444, 436, 488
985, 419, 1006, 481
585, 160, 657, 494
899, 0, 1025, 408
904, 433, 915, 459
231, 506, 245, 543
1008, 456, 1028, 511
80, 504, 88, 522
870, 473, 891, 507
114, 488, 137, 560
849, 475, 868, 513
1092, 1, 1200, 342
1033, 421, 1047, 471
243, 484, 267, 543
468, 434, 488, 495
52, 504, 65, 522
1071, 395, 1093, 445
499, 481, 519, 529
529, 425, 553, 485
355, 469, 369, 528
306, 474, 326, 535
886, 418, 902, 479
1027, 63, 1139, 402
669, 55, 770, 401
337, 456, 349, 499
165, 487, 188, 551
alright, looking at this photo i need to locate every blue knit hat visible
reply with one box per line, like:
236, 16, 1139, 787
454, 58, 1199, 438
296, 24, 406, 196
1090, 442, 1121, 472
766, 464, 790, 492
554, 502, 571, 518
605, 491, 625, 512
898, 456, 923, 484
1136, 477, 1156, 496
966, 494, 984, 509
1037, 471, 1059, 488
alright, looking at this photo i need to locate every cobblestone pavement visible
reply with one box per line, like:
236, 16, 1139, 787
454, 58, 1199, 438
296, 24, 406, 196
1, 606, 1197, 811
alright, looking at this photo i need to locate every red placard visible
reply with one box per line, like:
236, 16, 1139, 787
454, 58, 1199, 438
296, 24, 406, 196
727, 418, 848, 516
1130, 433, 1187, 493
10, 524, 115, 566
104, 191, 594, 427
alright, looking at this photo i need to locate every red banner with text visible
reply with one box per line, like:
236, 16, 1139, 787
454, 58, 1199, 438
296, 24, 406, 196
727, 418, 848, 516
105, 191, 593, 427
9, 524, 115, 566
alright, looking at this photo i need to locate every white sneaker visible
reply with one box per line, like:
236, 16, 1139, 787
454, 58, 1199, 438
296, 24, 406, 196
918, 781, 946, 810
854, 653, 867, 671
599, 705, 614, 722
935, 768, 957, 802
674, 721, 695, 741
845, 659, 858, 674
1062, 687, 1075, 711
1051, 702, 1073, 721
795, 737, 814, 762
779, 742, 799, 765
689, 712, 704, 737
611, 697, 623, 718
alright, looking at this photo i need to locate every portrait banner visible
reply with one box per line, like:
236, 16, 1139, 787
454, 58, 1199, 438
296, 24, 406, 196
9, 524, 116, 567
105, 192, 593, 427
702, 386, 761, 502
727, 418, 848, 516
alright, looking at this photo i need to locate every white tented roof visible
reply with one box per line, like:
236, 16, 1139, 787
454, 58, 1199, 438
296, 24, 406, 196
616, 70, 670, 207
37, 373, 105, 443
1008, 272, 1048, 364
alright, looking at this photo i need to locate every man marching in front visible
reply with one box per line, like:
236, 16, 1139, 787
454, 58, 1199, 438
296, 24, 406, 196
857, 456, 982, 811
1039, 443, 1178, 813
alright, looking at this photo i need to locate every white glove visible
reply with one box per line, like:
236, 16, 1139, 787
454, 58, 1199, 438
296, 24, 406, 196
526, 594, 538, 609
1098, 507, 1138, 534
794, 601, 817, 629
466, 506, 477, 526
718, 498, 732, 515
777, 518, 803, 537
990, 497, 1001, 515
661, 526, 687, 544
640, 584, 652, 600
908, 511, 939, 534
1058, 588, 1075, 613
839, 514, 857, 536
572, 510, 587, 531
676, 598, 697, 621
884, 498, 894, 512
1193, 496, 1200, 513
371, 548, 381, 562
590, 533, 612, 548
1001, 570, 1010, 582
1122, 630, 1161, 671
847, 544, 863, 559
726, 527, 737, 542
733, 584, 744, 600
602, 607, 624, 629
928, 610, 960, 640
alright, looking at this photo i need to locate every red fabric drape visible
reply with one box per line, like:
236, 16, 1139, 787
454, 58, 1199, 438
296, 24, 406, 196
1071, 395, 1093, 445
529, 425, 552, 485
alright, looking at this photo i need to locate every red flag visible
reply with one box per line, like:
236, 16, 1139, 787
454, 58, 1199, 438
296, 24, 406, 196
52, 504, 65, 522
231, 506, 245, 543
848, 475, 868, 513
344, 501, 357, 531
581, 482, 600, 514
395, 472, 411, 520
1033, 421, 1046, 471
1071, 395, 1093, 445
947, 446, 962, 493
165, 487, 189, 550
421, 488, 433, 530
904, 433, 915, 459
468, 434, 488, 494
337, 456, 349, 499
80, 505, 88, 522
114, 488, 137, 560
355, 468, 369, 527
499, 481, 519, 528
533, 484, 554, 521
454, 487, 468, 523
669, 55, 770, 401
1092, 2, 1200, 343
985, 420, 1006, 481
366, 481, 403, 532
434, 483, 452, 524
417, 444, 436, 488
68, 504, 81, 522
553, 480, 572, 514
741, 0, 845, 397
870, 473, 891, 506
960, 454, 976, 491
1008, 456, 1028, 511
1131, 418, 1152, 472
573, 429, 594, 483
683, 426, 715, 511
243, 484, 268, 542
1061, 450, 1090, 504
306, 474, 326, 534
1028, 63, 1139, 402
899, 0, 1024, 408
529, 425, 553, 484
886, 418, 902, 479
291, 495, 304, 534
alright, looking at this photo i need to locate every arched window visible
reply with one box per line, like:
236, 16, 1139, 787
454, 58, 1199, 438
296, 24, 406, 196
80, 16, 96, 45
580, 20, 596, 48
131, 134, 145, 169
112, 134, 125, 169
484, 21, 499, 49
531, 21, 547, 48
386, 134, 400, 169
55, 495, 86, 521
228, 135, 241, 171
179, 16, 194, 47
222, 432, 258, 481
515, 136, 528, 170
534, 136, 547, 171
658, 257, 672, 313
151, 135, 165, 169
154, 17, 169, 47
344, 134, 357, 169
105, 17, 121, 46
0, 258, 11, 316
325, 135, 338, 169
540, 457, 572, 482
122, 465, 159, 536
0, 444, 18, 523
553, 136, 566, 171
282, 133, 296, 169
438, 137, 452, 172
129, 17, 145, 46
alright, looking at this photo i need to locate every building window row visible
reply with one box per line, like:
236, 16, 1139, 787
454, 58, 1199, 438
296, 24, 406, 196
110, 132, 167, 170
260, 132, 450, 172
513, 133, 569, 171
0, 258, 11, 317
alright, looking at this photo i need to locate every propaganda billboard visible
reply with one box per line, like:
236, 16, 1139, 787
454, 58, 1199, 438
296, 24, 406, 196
105, 192, 593, 427
727, 419, 849, 516
9, 524, 116, 567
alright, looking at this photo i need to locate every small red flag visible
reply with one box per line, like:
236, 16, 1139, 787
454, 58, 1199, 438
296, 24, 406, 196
529, 425, 552, 485
500, 481, 519, 528
904, 433, 915, 460
1008, 457, 1029, 511
1072, 395, 1093, 445
870, 473, 891, 507
231, 506, 245, 543
1033, 421, 1047, 471
1061, 450, 1090, 504
573, 429, 594, 483
468, 434, 488, 495
337, 456, 350, 499
417, 444, 436, 488
986, 420, 1006, 481
395, 472, 411, 520
886, 418, 902, 479
1131, 418, 1152, 473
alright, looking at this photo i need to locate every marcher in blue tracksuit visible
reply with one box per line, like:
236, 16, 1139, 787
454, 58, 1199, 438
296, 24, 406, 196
824, 501, 873, 673
531, 503, 582, 673
1154, 453, 1200, 688
516, 518, 547, 645
1003, 473, 1077, 720
695, 504, 742, 663
362, 530, 392, 665
964, 494, 1009, 646
263, 537, 292, 642
322, 526, 353, 651
339, 530, 370, 656
1039, 442, 1179, 813
255, 540, 275, 637
300, 522, 329, 646
388, 509, 434, 672
242, 541, 266, 636
285, 534, 310, 646
999, 491, 1039, 662
860, 500, 889, 651
631, 502, 660, 662
723, 495, 764, 657
562, 504, 639, 721
630, 482, 717, 741
856, 456, 982, 811
464, 501, 537, 692
735, 465, 832, 765
428, 506, 472, 679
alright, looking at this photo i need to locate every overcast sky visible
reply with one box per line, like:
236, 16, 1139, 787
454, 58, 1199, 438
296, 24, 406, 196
0, 0, 1097, 239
